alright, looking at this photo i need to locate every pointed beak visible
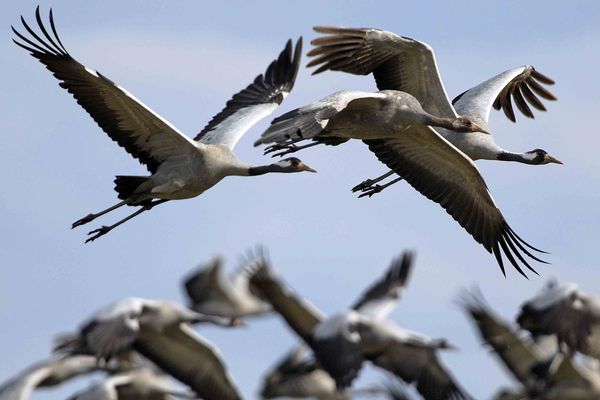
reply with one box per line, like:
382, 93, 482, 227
474, 123, 491, 135
299, 163, 317, 173
544, 154, 563, 165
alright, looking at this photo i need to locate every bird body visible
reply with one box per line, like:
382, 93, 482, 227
183, 255, 271, 323
13, 8, 313, 242
258, 25, 562, 277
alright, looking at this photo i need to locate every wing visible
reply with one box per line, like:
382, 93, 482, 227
452, 66, 556, 128
80, 314, 140, 359
352, 251, 414, 320
194, 38, 302, 150
13, 8, 197, 174
248, 258, 324, 340
134, 324, 241, 400
413, 358, 473, 400
183, 256, 231, 307
0, 356, 99, 400
363, 124, 547, 277
307, 26, 457, 118
460, 289, 541, 385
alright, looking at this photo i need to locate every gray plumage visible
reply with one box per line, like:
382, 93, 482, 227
54, 297, 241, 400
13, 8, 313, 242
183, 254, 271, 324
296, 26, 560, 277
0, 356, 100, 400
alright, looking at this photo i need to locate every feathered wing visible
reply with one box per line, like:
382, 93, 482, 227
0, 356, 99, 400
460, 289, 542, 386
249, 259, 324, 339
134, 324, 241, 400
195, 38, 303, 150
307, 26, 457, 118
12, 7, 198, 174
363, 124, 547, 277
183, 256, 230, 307
452, 66, 557, 128
351, 251, 414, 320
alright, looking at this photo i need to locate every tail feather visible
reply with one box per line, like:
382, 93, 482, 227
114, 176, 149, 201
255, 107, 327, 146
53, 332, 86, 355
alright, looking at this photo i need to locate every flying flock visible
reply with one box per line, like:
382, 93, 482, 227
4, 6, 584, 400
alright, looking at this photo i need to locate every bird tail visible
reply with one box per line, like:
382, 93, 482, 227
254, 107, 327, 147
114, 176, 149, 200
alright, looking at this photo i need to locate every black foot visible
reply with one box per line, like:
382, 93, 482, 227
352, 178, 379, 193
264, 142, 299, 157
85, 226, 112, 243
72, 214, 95, 229
357, 184, 384, 198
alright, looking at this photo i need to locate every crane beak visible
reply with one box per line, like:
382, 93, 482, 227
544, 154, 563, 165
299, 163, 317, 173
474, 123, 491, 135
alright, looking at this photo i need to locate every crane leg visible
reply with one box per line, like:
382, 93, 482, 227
270, 142, 321, 157
84, 199, 168, 243
351, 170, 395, 193
357, 176, 404, 198
72, 200, 128, 229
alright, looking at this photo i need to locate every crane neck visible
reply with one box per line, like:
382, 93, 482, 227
247, 163, 288, 176
497, 151, 539, 165
421, 113, 457, 131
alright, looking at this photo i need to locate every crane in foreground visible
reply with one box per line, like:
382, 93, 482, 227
256, 26, 560, 277
13, 7, 315, 242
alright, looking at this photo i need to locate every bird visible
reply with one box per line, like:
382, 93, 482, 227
256, 26, 559, 277
0, 355, 100, 400
517, 281, 600, 360
460, 288, 600, 399
67, 367, 196, 400
250, 253, 472, 400
54, 297, 242, 400
183, 252, 271, 325
258, 252, 414, 399
12, 7, 315, 243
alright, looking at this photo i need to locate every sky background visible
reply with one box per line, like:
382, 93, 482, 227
1, 1, 600, 399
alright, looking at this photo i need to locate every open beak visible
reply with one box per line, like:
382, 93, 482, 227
544, 154, 563, 165
299, 163, 317, 173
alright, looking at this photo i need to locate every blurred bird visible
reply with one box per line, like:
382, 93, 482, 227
517, 281, 600, 360
461, 288, 600, 399
67, 367, 195, 400
12, 7, 314, 242
251, 253, 472, 400
54, 297, 241, 400
183, 253, 271, 325
259, 252, 414, 399
0, 355, 100, 400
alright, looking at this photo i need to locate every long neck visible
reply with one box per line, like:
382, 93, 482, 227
497, 151, 538, 164
420, 113, 457, 130
247, 164, 287, 176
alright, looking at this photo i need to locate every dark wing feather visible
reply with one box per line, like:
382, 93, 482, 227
194, 38, 303, 150
307, 26, 457, 118
460, 289, 541, 385
453, 66, 556, 127
183, 256, 227, 307
13, 8, 197, 173
351, 251, 414, 319
363, 125, 547, 277
134, 324, 241, 400
248, 259, 324, 340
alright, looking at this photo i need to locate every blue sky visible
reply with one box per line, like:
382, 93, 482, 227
1, 1, 599, 398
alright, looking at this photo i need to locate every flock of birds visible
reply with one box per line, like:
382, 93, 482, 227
3, 5, 580, 400
3, 250, 600, 400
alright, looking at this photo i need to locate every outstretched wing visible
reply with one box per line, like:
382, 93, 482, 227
134, 324, 241, 400
363, 124, 547, 277
249, 258, 324, 340
13, 7, 198, 174
195, 38, 302, 150
460, 289, 542, 385
352, 251, 414, 320
307, 26, 457, 118
452, 66, 556, 128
